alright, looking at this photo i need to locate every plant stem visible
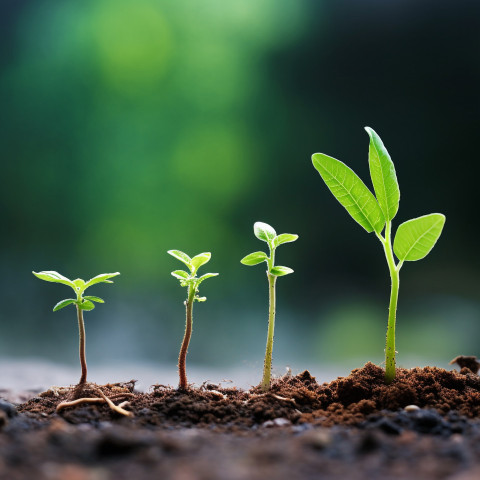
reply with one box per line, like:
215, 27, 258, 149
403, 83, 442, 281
378, 221, 401, 384
261, 272, 277, 392
178, 283, 195, 390
76, 305, 87, 385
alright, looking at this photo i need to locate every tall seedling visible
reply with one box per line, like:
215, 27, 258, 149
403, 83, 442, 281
312, 128, 445, 383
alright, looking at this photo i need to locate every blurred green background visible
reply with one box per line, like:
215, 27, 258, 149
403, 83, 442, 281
1, 0, 479, 383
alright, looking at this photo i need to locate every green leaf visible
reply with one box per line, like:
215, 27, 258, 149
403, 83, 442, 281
79, 300, 95, 311
84, 296, 104, 303
53, 299, 76, 312
312, 153, 385, 234
73, 278, 86, 293
240, 251, 268, 266
84, 273, 120, 289
274, 234, 298, 248
254, 222, 276, 243
197, 272, 219, 284
190, 252, 211, 271
393, 213, 446, 262
167, 250, 192, 269
33, 271, 76, 289
171, 270, 189, 280
365, 127, 400, 221
195, 296, 207, 302
270, 266, 294, 276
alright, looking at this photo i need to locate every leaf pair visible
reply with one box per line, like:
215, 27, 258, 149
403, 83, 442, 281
241, 222, 298, 276
312, 127, 444, 262
33, 271, 120, 312
168, 250, 218, 298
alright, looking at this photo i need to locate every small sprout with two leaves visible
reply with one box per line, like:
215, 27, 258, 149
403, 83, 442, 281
312, 127, 445, 384
32, 270, 120, 386
241, 222, 298, 391
168, 250, 218, 390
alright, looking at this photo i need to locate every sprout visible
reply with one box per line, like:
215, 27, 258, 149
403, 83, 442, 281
241, 222, 298, 391
32, 271, 120, 386
312, 127, 445, 383
168, 250, 218, 390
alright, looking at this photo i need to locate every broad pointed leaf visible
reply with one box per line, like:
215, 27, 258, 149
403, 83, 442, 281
270, 266, 294, 276
53, 299, 76, 312
393, 213, 445, 262
171, 270, 189, 280
274, 233, 298, 248
167, 250, 192, 268
240, 251, 268, 266
84, 296, 104, 303
254, 222, 276, 243
84, 273, 120, 289
79, 300, 95, 311
312, 153, 385, 233
365, 127, 400, 221
191, 252, 211, 271
33, 271, 76, 289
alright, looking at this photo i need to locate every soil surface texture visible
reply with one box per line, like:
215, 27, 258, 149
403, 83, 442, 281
2, 362, 480, 479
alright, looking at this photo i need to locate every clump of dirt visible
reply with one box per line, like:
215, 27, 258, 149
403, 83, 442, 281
18, 363, 480, 428
450, 355, 480, 374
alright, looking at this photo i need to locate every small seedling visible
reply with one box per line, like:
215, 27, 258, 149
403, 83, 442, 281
241, 222, 298, 391
168, 250, 218, 390
312, 127, 445, 383
32, 270, 120, 386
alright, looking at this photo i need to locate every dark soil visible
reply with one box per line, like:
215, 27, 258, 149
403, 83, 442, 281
3, 362, 480, 479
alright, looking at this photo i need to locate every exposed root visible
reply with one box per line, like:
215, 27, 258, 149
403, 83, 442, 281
56, 389, 134, 417
97, 390, 133, 417
271, 394, 297, 405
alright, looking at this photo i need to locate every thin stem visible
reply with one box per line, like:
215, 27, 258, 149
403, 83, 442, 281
261, 272, 277, 392
378, 221, 401, 384
178, 283, 195, 390
76, 305, 87, 385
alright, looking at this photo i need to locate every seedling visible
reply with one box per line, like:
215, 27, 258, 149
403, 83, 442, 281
241, 222, 298, 391
32, 270, 120, 386
168, 250, 218, 390
312, 127, 445, 383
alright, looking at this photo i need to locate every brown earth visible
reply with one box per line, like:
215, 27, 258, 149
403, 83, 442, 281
2, 362, 480, 479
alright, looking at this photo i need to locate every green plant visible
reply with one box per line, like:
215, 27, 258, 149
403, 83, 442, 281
168, 250, 218, 390
312, 127, 445, 383
241, 222, 298, 391
32, 271, 120, 386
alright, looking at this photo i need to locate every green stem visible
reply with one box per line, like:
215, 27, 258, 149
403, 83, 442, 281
178, 283, 195, 390
378, 221, 401, 384
76, 305, 87, 385
261, 272, 276, 392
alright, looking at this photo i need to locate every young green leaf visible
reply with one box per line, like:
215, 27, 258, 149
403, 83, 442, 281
171, 270, 189, 280
190, 252, 211, 271
33, 271, 75, 289
73, 279, 86, 292
79, 300, 95, 311
312, 153, 385, 234
270, 266, 294, 276
84, 296, 105, 303
84, 273, 120, 289
393, 213, 445, 262
274, 234, 299, 248
240, 251, 268, 266
197, 272, 219, 283
365, 127, 400, 221
167, 250, 192, 269
53, 298, 76, 312
254, 222, 276, 243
